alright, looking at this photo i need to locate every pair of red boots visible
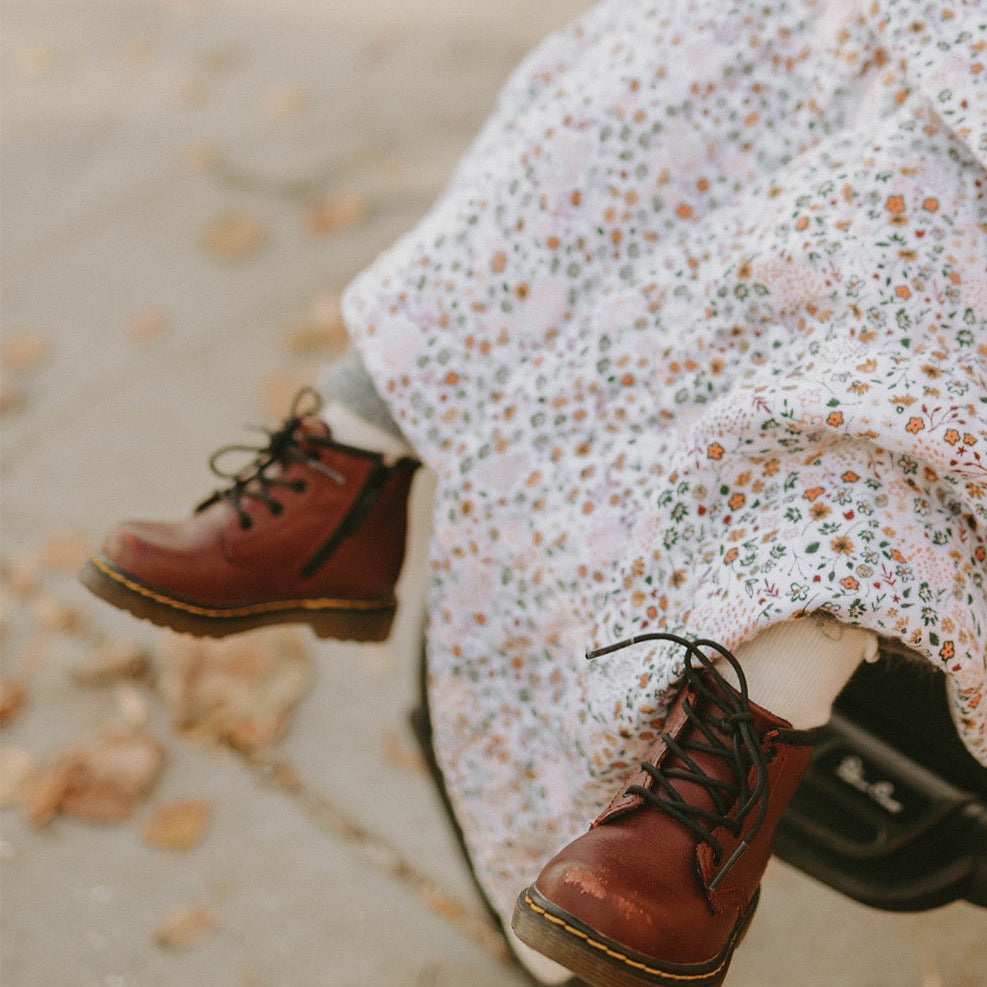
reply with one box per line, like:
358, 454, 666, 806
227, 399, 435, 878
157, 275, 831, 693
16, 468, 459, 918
81, 394, 813, 987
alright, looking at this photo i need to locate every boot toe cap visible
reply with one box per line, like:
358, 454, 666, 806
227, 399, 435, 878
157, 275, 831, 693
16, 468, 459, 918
532, 827, 725, 966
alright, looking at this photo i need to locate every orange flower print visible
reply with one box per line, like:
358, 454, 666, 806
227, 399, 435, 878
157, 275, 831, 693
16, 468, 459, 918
840, 576, 859, 591
676, 203, 694, 219
944, 428, 961, 445
841, 471, 860, 483
723, 547, 739, 564
963, 433, 976, 446
707, 442, 725, 460
895, 285, 911, 300
922, 197, 939, 213
890, 549, 907, 563
728, 492, 746, 510
794, 215, 809, 231
885, 194, 906, 215
826, 410, 844, 427
803, 486, 825, 502
905, 416, 925, 434
939, 641, 955, 662
831, 535, 855, 554
809, 501, 831, 520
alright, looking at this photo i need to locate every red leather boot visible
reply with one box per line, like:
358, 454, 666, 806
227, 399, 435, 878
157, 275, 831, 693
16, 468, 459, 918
512, 633, 815, 987
80, 390, 420, 641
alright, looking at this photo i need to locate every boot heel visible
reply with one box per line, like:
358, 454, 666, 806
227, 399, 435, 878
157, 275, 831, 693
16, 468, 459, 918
308, 606, 396, 643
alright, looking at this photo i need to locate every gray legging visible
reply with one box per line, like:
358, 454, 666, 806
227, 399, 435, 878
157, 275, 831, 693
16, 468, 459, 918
319, 347, 405, 441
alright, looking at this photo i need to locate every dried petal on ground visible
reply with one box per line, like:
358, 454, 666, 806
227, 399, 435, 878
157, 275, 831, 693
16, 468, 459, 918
154, 905, 217, 949
307, 193, 367, 236
143, 798, 211, 850
0, 677, 27, 726
0, 747, 37, 808
422, 886, 470, 924
41, 533, 93, 572
16, 44, 54, 77
1, 333, 50, 371
124, 39, 154, 66
128, 308, 170, 343
23, 725, 165, 826
70, 637, 148, 685
201, 211, 268, 260
175, 72, 209, 107
180, 141, 220, 172
114, 683, 149, 727
21, 758, 72, 826
0, 385, 26, 416
30, 592, 83, 633
262, 83, 309, 118
157, 628, 312, 752
382, 729, 427, 775
198, 47, 242, 74
4, 553, 42, 597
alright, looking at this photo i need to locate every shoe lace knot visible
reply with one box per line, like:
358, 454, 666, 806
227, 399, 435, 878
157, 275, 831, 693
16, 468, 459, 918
196, 388, 345, 529
587, 632, 773, 890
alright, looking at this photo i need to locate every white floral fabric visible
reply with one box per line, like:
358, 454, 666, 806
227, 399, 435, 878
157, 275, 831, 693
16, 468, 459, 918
343, 0, 987, 936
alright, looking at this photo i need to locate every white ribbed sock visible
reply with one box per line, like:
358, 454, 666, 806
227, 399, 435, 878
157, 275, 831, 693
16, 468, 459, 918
321, 401, 415, 464
729, 617, 879, 729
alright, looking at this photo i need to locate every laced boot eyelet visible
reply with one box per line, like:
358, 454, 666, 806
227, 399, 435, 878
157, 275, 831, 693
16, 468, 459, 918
240, 517, 253, 531
269, 501, 284, 516
292, 480, 307, 493
764, 746, 778, 763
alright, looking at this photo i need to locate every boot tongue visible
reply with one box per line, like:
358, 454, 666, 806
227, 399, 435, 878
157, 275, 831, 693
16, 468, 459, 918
594, 671, 756, 827
660, 675, 749, 815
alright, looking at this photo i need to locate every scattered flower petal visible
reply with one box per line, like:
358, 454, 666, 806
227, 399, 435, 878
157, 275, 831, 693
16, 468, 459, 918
262, 83, 309, 118
23, 726, 165, 826
1, 333, 50, 372
0, 677, 27, 726
41, 533, 92, 572
201, 212, 268, 260
153, 905, 217, 949
128, 308, 170, 343
0, 747, 36, 808
114, 683, 150, 727
70, 637, 148, 686
157, 629, 312, 752
143, 798, 211, 850
29, 592, 83, 633
307, 193, 367, 236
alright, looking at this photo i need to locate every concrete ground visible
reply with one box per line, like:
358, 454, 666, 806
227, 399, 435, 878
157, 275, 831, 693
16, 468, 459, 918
1, 2, 984, 985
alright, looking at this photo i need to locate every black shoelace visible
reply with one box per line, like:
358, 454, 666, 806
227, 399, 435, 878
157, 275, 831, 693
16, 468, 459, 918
196, 388, 346, 530
587, 632, 773, 890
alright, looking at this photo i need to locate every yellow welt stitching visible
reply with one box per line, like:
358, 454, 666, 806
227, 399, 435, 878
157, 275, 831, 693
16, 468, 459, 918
89, 556, 394, 618
522, 892, 732, 982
